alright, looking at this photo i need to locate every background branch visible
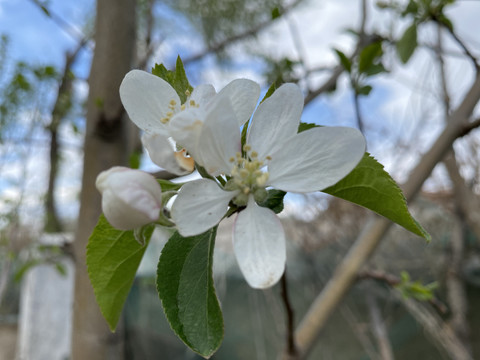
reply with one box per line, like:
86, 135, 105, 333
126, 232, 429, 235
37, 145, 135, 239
291, 71, 480, 359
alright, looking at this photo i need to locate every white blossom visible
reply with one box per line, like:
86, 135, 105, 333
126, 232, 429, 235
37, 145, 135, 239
119, 70, 260, 175
96, 166, 163, 230
171, 83, 366, 288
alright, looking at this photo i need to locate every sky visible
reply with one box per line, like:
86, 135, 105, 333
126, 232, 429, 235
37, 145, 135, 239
0, 0, 480, 229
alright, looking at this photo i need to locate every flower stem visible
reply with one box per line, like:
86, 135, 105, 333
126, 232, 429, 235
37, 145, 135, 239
280, 269, 298, 358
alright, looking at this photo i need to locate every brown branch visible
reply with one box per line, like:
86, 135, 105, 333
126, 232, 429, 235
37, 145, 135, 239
433, 17, 479, 72
293, 71, 480, 359
304, 65, 344, 106
366, 292, 394, 360
45, 40, 87, 233
280, 270, 298, 359
392, 290, 473, 360
436, 26, 474, 356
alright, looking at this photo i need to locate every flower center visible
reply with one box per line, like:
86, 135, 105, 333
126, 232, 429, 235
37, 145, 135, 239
160, 90, 200, 124
227, 144, 270, 206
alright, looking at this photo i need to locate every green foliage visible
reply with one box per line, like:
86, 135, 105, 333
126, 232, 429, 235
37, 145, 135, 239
358, 42, 383, 74
86, 215, 154, 331
128, 150, 142, 169
157, 228, 223, 358
334, 40, 386, 99
157, 179, 184, 192
396, 271, 438, 301
298, 121, 318, 133
396, 23, 418, 64
357, 84, 373, 96
263, 57, 299, 84
271, 7, 281, 19
323, 152, 430, 241
334, 49, 352, 73
165, 0, 288, 49
258, 189, 286, 214
378, 0, 455, 63
152, 56, 193, 104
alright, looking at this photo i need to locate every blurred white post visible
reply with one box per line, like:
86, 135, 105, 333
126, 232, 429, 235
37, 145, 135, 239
16, 233, 74, 360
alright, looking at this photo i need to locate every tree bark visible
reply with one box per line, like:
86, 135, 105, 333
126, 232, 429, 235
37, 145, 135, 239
71, 0, 137, 359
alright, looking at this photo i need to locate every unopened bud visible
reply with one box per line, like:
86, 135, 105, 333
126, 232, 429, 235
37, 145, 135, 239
96, 167, 162, 230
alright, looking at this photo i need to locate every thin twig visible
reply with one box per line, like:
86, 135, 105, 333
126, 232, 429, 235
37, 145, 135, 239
280, 270, 298, 358
182, 0, 303, 65
434, 17, 479, 72
28, 0, 86, 44
353, 92, 365, 133
358, 270, 448, 315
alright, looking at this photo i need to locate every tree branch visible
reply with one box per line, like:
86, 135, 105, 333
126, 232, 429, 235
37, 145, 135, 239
292, 71, 480, 359
182, 0, 303, 65
433, 17, 479, 72
280, 270, 298, 359
366, 291, 394, 360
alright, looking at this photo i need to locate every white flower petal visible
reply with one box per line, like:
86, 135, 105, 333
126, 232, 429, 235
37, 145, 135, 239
233, 196, 286, 289
195, 96, 241, 176
96, 167, 162, 230
171, 179, 237, 237
268, 127, 366, 193
216, 79, 260, 125
120, 70, 180, 134
142, 133, 193, 176
247, 83, 303, 160
168, 107, 204, 151
191, 84, 216, 106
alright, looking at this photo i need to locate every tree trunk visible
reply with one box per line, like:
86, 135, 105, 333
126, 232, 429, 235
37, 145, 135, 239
71, 0, 136, 359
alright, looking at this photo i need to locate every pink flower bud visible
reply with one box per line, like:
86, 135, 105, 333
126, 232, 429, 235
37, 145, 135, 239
96, 167, 162, 230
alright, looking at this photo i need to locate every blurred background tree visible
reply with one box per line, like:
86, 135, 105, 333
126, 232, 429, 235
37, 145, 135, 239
0, 0, 480, 359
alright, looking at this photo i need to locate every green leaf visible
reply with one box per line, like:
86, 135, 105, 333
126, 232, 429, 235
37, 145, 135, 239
86, 215, 153, 331
298, 121, 319, 133
364, 63, 388, 77
152, 56, 193, 104
271, 7, 281, 19
128, 150, 142, 169
358, 42, 383, 74
396, 271, 438, 301
157, 228, 223, 358
157, 179, 184, 192
396, 23, 418, 64
334, 49, 352, 73
357, 84, 373, 96
258, 189, 286, 214
323, 153, 430, 241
